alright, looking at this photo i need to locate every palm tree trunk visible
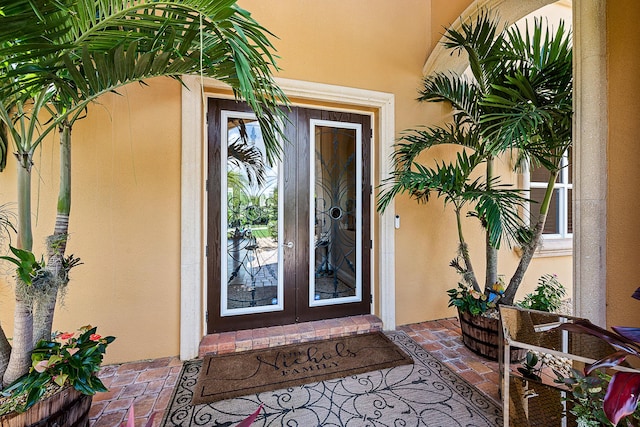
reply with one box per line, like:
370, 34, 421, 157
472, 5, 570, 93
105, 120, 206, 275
3, 296, 33, 386
502, 171, 558, 305
456, 208, 480, 292
3, 159, 34, 386
0, 326, 12, 382
485, 157, 498, 291
33, 123, 72, 344
15, 155, 32, 251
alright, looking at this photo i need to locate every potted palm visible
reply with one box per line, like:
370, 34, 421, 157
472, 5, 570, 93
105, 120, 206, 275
0, 0, 287, 423
378, 12, 572, 359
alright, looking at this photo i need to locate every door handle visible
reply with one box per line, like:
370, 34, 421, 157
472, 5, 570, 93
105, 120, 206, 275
283, 241, 294, 248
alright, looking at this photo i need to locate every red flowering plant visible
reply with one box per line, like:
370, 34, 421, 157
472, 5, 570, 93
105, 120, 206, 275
0, 325, 115, 413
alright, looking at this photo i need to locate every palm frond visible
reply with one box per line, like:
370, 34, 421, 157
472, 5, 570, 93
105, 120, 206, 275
0, 0, 289, 163
419, 73, 481, 124
379, 147, 485, 213
464, 179, 529, 249
393, 119, 484, 169
480, 17, 572, 172
443, 11, 507, 93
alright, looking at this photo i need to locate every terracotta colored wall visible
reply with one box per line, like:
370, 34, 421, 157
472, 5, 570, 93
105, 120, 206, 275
606, 0, 640, 329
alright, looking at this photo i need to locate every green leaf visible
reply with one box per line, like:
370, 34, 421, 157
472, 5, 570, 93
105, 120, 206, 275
23, 386, 45, 411
53, 373, 68, 387
0, 255, 20, 267
47, 355, 63, 366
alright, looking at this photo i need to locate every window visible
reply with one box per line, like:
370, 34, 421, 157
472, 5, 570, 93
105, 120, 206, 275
527, 149, 572, 255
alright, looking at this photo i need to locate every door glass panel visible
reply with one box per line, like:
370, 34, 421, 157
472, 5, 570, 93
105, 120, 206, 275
310, 120, 362, 306
222, 112, 282, 316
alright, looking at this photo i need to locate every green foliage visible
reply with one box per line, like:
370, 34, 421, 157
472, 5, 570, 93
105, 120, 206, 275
517, 273, 566, 312
554, 368, 620, 426
517, 352, 542, 381
447, 283, 495, 316
555, 312, 640, 425
0, 326, 115, 413
228, 134, 267, 187
0, 246, 44, 285
378, 12, 572, 303
0, 0, 289, 163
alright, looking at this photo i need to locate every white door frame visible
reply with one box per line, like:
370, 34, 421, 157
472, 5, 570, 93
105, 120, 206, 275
179, 76, 395, 359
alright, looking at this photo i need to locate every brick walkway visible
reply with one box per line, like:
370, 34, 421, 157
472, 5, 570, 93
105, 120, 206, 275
90, 357, 183, 427
397, 317, 500, 403
90, 317, 500, 426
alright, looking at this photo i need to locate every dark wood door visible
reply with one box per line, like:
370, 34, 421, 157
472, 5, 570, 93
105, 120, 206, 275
207, 99, 371, 333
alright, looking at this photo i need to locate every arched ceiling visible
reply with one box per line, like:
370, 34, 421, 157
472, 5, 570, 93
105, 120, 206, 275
423, 0, 560, 76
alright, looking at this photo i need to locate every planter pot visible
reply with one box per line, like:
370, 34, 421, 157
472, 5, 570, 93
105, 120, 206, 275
0, 387, 92, 427
458, 308, 526, 362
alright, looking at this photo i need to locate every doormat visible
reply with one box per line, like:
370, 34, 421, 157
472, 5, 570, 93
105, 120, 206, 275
192, 331, 412, 405
162, 331, 501, 427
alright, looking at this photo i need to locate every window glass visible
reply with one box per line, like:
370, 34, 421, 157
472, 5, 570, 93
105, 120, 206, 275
528, 150, 572, 240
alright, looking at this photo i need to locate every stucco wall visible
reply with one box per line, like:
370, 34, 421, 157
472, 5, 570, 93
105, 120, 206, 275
607, 0, 640, 329
0, 79, 183, 363
0, 0, 574, 363
240, 0, 573, 326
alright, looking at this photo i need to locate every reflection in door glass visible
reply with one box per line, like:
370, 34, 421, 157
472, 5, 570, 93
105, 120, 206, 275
311, 122, 361, 305
223, 114, 281, 315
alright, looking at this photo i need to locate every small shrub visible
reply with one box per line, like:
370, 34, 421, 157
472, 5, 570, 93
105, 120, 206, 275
518, 274, 566, 312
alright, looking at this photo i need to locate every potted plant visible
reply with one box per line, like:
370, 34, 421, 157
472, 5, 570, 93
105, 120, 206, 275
553, 286, 640, 426
0, 0, 287, 422
378, 12, 572, 358
0, 326, 114, 425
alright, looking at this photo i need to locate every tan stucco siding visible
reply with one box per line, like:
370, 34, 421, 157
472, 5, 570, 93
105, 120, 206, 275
0, 78, 183, 363
607, 0, 640, 329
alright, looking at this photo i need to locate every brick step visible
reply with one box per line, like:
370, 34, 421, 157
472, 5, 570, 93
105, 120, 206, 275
198, 315, 383, 357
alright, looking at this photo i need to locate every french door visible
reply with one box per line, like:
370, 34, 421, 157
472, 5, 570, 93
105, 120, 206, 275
207, 99, 371, 333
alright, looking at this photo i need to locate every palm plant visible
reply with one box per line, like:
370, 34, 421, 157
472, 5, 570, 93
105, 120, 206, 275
378, 13, 572, 306
0, 0, 288, 387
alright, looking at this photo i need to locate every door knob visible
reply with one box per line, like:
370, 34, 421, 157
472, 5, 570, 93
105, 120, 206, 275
283, 241, 294, 248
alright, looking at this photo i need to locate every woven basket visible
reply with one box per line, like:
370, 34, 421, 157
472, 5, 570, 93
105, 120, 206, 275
458, 308, 526, 362
0, 387, 91, 427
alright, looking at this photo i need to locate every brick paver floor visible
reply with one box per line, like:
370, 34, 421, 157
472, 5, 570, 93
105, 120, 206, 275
90, 317, 500, 426
397, 317, 501, 404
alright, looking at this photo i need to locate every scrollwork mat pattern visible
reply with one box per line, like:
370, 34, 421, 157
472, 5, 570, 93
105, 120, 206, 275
161, 331, 501, 426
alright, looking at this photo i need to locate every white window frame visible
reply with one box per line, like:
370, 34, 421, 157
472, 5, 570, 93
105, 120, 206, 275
308, 119, 363, 307
525, 152, 573, 257
219, 110, 285, 317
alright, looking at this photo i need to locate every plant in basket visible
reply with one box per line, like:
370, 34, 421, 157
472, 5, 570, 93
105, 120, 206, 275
447, 281, 503, 316
0, 326, 115, 414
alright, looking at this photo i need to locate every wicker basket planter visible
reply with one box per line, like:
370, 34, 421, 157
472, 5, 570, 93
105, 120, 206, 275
0, 387, 92, 427
458, 308, 526, 362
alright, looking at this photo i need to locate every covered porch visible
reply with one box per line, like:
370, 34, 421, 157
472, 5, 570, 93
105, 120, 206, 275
89, 318, 498, 426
